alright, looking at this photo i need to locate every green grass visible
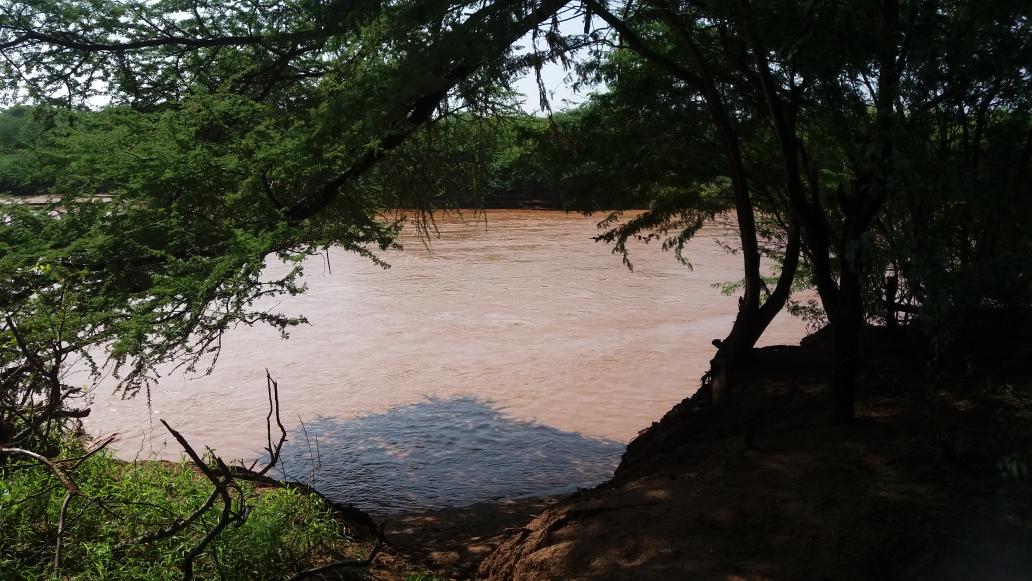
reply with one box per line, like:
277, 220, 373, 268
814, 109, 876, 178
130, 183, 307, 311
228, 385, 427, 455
0, 440, 365, 580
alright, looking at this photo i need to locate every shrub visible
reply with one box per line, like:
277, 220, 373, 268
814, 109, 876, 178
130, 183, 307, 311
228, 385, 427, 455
0, 439, 363, 580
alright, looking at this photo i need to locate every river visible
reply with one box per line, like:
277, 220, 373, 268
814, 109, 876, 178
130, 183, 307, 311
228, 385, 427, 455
82, 210, 806, 513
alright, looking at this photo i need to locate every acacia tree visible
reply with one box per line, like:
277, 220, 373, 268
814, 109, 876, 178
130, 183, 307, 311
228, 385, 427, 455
505, 33, 804, 405
0, 0, 571, 448
3, 0, 1029, 438
577, 0, 1031, 421
576, 0, 804, 404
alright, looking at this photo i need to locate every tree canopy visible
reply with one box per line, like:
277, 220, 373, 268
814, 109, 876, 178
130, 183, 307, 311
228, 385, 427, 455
1, 0, 1030, 451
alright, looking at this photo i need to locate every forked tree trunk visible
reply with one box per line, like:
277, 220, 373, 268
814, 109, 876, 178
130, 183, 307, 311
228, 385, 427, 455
709, 219, 801, 401
587, 0, 801, 411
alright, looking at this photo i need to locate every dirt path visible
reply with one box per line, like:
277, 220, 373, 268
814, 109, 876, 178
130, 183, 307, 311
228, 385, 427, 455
381, 496, 563, 579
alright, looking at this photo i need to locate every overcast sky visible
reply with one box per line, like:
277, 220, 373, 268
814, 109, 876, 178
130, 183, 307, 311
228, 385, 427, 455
511, 59, 592, 114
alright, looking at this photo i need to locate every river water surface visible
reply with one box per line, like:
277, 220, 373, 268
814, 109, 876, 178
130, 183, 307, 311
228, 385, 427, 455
83, 210, 806, 513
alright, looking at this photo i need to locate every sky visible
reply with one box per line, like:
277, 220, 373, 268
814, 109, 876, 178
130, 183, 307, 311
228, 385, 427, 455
511, 56, 600, 114
9, 8, 609, 115
508, 11, 608, 115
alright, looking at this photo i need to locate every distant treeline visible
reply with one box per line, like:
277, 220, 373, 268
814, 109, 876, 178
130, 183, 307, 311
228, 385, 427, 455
0, 105, 703, 212
0, 106, 51, 196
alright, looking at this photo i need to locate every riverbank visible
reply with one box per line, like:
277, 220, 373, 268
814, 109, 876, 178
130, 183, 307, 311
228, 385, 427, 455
8, 321, 1027, 579
371, 322, 1032, 579
476, 324, 1032, 579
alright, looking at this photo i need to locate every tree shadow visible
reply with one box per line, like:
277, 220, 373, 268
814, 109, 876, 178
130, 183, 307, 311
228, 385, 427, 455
274, 395, 624, 514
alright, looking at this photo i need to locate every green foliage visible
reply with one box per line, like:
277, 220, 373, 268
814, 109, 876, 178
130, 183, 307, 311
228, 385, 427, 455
359, 112, 525, 212
0, 0, 563, 421
876, 104, 1032, 354
473, 75, 739, 268
0, 0, 1027, 440
553, 50, 727, 214
557, 0, 1032, 361
0, 440, 360, 580
0, 106, 49, 195
998, 451, 1032, 485
0, 97, 403, 450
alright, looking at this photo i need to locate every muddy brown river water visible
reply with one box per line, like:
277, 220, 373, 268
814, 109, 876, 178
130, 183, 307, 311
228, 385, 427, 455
82, 210, 806, 513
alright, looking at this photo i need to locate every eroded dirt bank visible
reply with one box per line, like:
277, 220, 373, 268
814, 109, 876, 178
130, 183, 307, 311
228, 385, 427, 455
469, 326, 1032, 580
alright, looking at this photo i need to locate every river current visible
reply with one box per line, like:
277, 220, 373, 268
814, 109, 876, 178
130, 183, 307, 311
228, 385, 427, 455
82, 210, 805, 513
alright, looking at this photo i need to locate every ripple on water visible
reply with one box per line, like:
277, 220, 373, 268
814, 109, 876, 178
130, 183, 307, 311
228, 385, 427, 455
83, 211, 806, 512
274, 395, 624, 514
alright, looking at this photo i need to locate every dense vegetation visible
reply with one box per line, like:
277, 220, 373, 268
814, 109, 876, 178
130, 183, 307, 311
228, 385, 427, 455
2, 0, 1030, 578
0, 440, 361, 580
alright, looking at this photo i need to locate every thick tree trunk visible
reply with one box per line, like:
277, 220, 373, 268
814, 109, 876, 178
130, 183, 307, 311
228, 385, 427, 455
709, 219, 801, 401
708, 317, 755, 401
829, 226, 866, 423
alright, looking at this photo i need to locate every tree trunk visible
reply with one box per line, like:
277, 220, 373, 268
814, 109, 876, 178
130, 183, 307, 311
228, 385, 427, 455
830, 246, 865, 423
709, 219, 801, 401
707, 315, 756, 401
587, 0, 803, 407
831, 314, 861, 423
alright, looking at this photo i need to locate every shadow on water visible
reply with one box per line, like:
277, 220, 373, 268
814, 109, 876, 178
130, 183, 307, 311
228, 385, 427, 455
273, 395, 624, 514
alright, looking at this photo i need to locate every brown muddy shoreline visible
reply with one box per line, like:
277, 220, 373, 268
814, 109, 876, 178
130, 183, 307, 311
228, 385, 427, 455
343, 323, 1032, 580
142, 318, 1030, 579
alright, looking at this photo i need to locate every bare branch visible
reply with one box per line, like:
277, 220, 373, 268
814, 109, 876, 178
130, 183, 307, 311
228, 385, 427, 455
158, 419, 237, 581
254, 369, 287, 477
286, 542, 383, 581
0, 446, 82, 496
114, 488, 221, 551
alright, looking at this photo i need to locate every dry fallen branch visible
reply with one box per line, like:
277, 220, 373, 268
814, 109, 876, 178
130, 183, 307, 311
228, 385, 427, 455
0, 446, 83, 496
159, 419, 240, 581
145, 371, 291, 580
115, 488, 221, 551
235, 369, 288, 476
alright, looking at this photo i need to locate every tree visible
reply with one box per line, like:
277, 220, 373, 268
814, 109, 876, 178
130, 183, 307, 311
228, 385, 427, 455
0, 0, 571, 448
577, 0, 1031, 421
3, 0, 1029, 436
573, 0, 803, 404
